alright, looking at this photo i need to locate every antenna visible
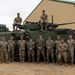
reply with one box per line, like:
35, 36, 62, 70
52, 15, 54, 24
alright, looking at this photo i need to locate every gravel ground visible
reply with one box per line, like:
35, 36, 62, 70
0, 62, 75, 75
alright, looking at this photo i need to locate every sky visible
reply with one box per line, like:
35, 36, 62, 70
0, 0, 41, 30
0, 0, 75, 31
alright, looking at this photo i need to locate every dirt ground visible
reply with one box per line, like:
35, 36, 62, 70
0, 62, 75, 75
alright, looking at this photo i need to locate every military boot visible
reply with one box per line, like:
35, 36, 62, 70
37, 60, 39, 64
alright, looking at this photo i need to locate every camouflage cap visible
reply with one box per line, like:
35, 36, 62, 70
42, 10, 45, 12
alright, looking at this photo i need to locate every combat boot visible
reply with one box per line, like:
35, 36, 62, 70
0, 61, 2, 64
28, 60, 31, 63
71, 63, 74, 66
32, 61, 34, 64
47, 62, 49, 64
20, 60, 22, 63
37, 60, 39, 64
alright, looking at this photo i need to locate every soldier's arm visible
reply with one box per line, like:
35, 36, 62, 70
51, 41, 54, 48
14, 41, 16, 46
73, 40, 75, 45
27, 42, 30, 49
24, 40, 26, 47
7, 42, 10, 52
58, 45, 61, 51
46, 14, 48, 21
64, 43, 68, 51
19, 18, 22, 23
14, 18, 17, 23
36, 40, 39, 48
42, 39, 45, 48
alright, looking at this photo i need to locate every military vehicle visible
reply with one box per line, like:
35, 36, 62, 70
18, 15, 75, 42
0, 16, 75, 42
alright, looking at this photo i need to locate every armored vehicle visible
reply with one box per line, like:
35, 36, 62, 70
0, 18, 75, 42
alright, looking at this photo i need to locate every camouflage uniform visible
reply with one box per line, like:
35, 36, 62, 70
58, 42, 68, 64
0, 41, 3, 63
40, 10, 48, 30
27, 40, 35, 62
67, 39, 75, 64
46, 40, 54, 63
13, 15, 22, 30
18, 40, 26, 62
55, 40, 61, 62
1, 41, 9, 63
8, 40, 16, 62
36, 38, 46, 63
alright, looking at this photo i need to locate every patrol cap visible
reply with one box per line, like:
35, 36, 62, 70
20, 36, 23, 38
17, 13, 20, 15
42, 10, 45, 12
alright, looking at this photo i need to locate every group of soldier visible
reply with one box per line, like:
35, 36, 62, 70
0, 34, 75, 66
1, 10, 72, 66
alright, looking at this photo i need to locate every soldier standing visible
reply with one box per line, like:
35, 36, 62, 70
67, 35, 75, 65
18, 36, 26, 63
8, 36, 16, 62
0, 37, 3, 63
27, 38, 35, 63
36, 35, 46, 63
46, 36, 54, 63
40, 10, 48, 30
55, 35, 61, 63
1, 37, 9, 63
58, 38, 68, 66
13, 13, 22, 31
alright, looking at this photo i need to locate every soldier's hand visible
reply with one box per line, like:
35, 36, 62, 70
38, 47, 42, 50
48, 47, 50, 49
30, 48, 32, 50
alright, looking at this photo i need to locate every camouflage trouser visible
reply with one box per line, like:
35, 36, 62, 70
8, 50, 14, 61
55, 49, 59, 62
37, 48, 46, 62
28, 49, 34, 61
0, 51, 8, 62
40, 21, 48, 29
67, 50, 74, 63
19, 50, 25, 61
58, 51, 67, 63
47, 49, 54, 63
0, 51, 3, 62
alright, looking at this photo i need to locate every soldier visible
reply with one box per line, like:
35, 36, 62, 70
1, 37, 9, 63
40, 10, 48, 30
46, 36, 54, 63
58, 38, 68, 66
13, 13, 22, 31
8, 36, 16, 62
0, 37, 3, 63
55, 35, 61, 63
18, 36, 26, 63
36, 35, 46, 63
27, 38, 35, 63
67, 35, 75, 65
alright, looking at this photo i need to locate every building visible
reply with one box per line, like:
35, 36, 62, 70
23, 0, 75, 29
